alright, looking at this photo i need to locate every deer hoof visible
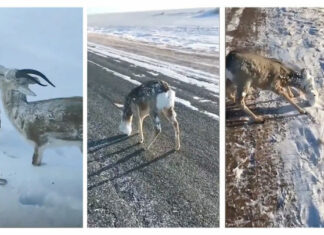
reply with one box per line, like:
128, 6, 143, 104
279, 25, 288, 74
300, 109, 307, 114
175, 144, 180, 151
32, 157, 41, 166
255, 116, 265, 123
32, 161, 41, 166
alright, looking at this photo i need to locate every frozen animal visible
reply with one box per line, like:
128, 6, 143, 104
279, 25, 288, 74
226, 51, 318, 122
0, 65, 82, 166
119, 80, 180, 150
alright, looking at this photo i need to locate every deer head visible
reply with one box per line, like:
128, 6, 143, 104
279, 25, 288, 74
294, 68, 318, 106
0, 67, 55, 96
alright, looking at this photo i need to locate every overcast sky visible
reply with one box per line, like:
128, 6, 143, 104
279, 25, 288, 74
0, 8, 83, 100
87, 0, 216, 14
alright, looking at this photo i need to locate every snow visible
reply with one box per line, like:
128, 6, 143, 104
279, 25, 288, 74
133, 73, 145, 78
89, 59, 219, 121
88, 42, 219, 96
246, 8, 324, 227
114, 103, 124, 108
88, 8, 218, 124
147, 71, 159, 77
88, 8, 219, 53
0, 9, 82, 227
89, 60, 141, 86
226, 8, 244, 32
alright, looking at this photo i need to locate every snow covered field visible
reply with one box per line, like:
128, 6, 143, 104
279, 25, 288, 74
266, 8, 324, 227
0, 9, 83, 227
88, 8, 219, 53
226, 8, 324, 227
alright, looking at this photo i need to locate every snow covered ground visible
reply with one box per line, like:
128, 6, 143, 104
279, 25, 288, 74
88, 42, 219, 121
265, 8, 324, 227
227, 8, 324, 227
88, 8, 219, 53
0, 8, 83, 227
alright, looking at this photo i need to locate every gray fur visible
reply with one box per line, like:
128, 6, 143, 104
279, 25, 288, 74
0, 66, 82, 166
120, 80, 180, 150
226, 51, 318, 122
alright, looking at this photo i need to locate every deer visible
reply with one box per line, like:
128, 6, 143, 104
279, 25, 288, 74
226, 51, 318, 123
0, 65, 82, 166
119, 80, 180, 150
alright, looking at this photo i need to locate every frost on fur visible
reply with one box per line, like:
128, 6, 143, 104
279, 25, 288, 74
119, 119, 132, 135
156, 90, 175, 110
302, 70, 318, 106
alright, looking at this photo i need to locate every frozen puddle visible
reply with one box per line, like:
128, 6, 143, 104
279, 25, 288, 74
89, 60, 219, 120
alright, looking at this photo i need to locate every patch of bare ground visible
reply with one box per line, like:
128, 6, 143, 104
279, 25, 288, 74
88, 33, 218, 74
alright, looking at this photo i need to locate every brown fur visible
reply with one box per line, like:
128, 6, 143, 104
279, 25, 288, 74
226, 51, 307, 122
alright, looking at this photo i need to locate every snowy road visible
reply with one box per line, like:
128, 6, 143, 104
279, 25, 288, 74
87, 36, 219, 227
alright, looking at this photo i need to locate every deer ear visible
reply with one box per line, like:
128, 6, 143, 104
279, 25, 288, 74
17, 86, 36, 96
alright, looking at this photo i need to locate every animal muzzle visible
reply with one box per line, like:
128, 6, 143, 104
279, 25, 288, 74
119, 119, 132, 136
306, 90, 318, 106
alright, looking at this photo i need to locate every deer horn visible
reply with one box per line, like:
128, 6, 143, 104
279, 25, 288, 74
15, 70, 47, 87
16, 69, 55, 87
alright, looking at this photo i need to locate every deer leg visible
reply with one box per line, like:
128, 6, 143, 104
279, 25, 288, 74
32, 144, 45, 166
237, 88, 264, 123
138, 116, 144, 144
32, 145, 40, 166
226, 89, 236, 103
147, 112, 162, 150
287, 86, 294, 98
164, 107, 180, 151
275, 86, 306, 114
137, 106, 148, 144
226, 79, 236, 103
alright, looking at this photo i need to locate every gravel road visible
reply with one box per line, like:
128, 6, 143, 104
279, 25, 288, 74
87, 35, 219, 227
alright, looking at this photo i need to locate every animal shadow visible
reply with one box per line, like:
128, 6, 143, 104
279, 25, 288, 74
226, 100, 310, 127
88, 134, 136, 154
88, 149, 175, 190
